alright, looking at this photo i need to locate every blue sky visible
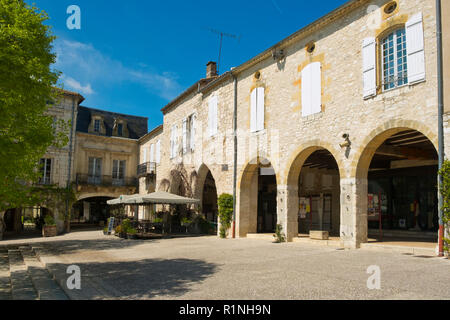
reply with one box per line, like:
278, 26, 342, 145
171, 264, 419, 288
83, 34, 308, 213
29, 0, 347, 131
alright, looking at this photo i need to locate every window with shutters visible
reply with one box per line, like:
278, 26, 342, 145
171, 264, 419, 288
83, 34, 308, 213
250, 87, 265, 132
88, 157, 102, 185
382, 28, 408, 90
170, 125, 178, 159
150, 144, 155, 163
189, 115, 195, 152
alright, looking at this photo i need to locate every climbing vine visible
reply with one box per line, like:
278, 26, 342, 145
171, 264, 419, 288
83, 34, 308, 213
218, 193, 233, 239
439, 160, 450, 254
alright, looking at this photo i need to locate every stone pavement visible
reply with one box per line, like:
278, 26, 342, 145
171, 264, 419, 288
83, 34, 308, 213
0, 231, 449, 300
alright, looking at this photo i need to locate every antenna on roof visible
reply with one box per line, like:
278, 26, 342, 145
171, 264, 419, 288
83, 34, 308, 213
206, 28, 241, 74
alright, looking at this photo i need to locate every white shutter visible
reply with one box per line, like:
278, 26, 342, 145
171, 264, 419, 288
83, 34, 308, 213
170, 125, 176, 159
302, 62, 322, 116
143, 148, 147, 163
310, 62, 322, 114
302, 64, 312, 117
150, 144, 155, 163
182, 118, 187, 154
250, 88, 257, 132
256, 87, 265, 131
156, 140, 161, 164
174, 125, 179, 157
406, 12, 425, 84
190, 115, 195, 152
362, 37, 377, 98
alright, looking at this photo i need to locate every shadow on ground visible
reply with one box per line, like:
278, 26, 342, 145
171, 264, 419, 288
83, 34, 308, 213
51, 258, 218, 299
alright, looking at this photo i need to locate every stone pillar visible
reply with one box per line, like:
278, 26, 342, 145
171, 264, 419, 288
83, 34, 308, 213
278, 184, 298, 242
340, 177, 368, 249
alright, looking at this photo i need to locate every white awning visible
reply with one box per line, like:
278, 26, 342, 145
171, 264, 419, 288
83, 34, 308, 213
107, 191, 200, 205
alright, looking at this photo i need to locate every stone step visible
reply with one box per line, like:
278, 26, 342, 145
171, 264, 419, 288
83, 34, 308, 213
8, 249, 37, 300
32, 245, 118, 300
19, 246, 68, 300
0, 248, 12, 300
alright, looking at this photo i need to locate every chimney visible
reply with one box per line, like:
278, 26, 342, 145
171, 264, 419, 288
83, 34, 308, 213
206, 61, 218, 78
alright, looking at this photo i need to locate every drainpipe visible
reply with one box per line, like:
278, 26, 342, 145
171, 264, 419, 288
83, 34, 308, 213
232, 71, 238, 239
436, 0, 445, 257
66, 96, 77, 233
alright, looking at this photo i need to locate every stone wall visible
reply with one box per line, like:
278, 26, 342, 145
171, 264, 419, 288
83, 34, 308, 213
142, 0, 443, 248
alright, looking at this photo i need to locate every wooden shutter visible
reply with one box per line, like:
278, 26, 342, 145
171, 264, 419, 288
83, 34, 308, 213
182, 118, 187, 154
406, 12, 425, 84
250, 88, 257, 132
143, 148, 147, 163
256, 87, 265, 131
150, 144, 155, 163
302, 62, 321, 116
156, 140, 161, 164
310, 62, 322, 114
362, 37, 377, 98
190, 115, 195, 152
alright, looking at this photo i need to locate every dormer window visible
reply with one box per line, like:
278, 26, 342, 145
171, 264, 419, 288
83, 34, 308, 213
94, 119, 101, 133
117, 123, 123, 137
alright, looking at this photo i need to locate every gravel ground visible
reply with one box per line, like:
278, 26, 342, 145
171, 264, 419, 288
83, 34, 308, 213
1, 230, 449, 300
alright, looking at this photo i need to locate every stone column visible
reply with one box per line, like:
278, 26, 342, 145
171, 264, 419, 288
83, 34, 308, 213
340, 177, 368, 249
278, 184, 298, 242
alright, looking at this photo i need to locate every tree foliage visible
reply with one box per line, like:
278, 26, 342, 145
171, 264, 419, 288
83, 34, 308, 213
0, 0, 63, 211
218, 193, 233, 239
438, 161, 450, 253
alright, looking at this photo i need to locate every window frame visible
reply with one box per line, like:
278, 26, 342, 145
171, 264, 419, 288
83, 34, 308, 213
39, 158, 52, 185
381, 27, 408, 92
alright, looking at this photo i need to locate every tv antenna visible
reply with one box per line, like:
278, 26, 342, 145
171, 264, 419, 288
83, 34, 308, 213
206, 28, 241, 74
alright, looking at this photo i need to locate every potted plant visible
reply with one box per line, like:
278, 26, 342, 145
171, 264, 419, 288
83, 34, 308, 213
42, 215, 57, 237
103, 227, 109, 235
114, 225, 122, 237
181, 217, 192, 227
127, 228, 138, 240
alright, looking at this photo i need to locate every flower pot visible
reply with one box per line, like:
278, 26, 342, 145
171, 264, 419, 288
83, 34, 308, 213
42, 225, 57, 238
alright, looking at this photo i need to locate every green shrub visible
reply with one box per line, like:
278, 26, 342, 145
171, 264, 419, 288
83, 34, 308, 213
181, 217, 192, 225
218, 194, 234, 239
127, 228, 137, 235
439, 161, 450, 253
121, 219, 132, 233
273, 224, 286, 243
44, 215, 56, 226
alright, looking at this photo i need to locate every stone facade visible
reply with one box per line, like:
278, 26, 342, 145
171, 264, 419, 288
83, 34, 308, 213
138, 0, 447, 248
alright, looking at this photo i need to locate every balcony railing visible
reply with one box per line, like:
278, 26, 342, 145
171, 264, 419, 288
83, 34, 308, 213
137, 162, 156, 177
76, 174, 137, 188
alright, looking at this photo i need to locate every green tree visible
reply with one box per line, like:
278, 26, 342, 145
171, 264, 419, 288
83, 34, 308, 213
438, 161, 450, 253
218, 194, 233, 239
0, 0, 63, 211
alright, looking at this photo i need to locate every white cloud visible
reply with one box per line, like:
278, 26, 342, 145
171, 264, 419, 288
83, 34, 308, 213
62, 76, 94, 95
53, 39, 182, 100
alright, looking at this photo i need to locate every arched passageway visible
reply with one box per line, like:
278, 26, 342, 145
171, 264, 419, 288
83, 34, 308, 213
2, 207, 53, 239
202, 171, 218, 224
239, 158, 278, 236
285, 147, 341, 239
71, 197, 114, 227
362, 129, 439, 240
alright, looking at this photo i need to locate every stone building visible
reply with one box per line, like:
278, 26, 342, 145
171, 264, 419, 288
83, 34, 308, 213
71, 106, 147, 226
1, 90, 84, 237
137, 0, 450, 249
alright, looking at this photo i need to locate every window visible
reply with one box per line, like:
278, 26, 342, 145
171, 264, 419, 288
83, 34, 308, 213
94, 119, 101, 133
39, 158, 52, 185
112, 160, 126, 185
382, 28, 408, 90
88, 157, 102, 184
189, 115, 195, 152
150, 144, 155, 163
117, 123, 123, 137
250, 87, 265, 132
